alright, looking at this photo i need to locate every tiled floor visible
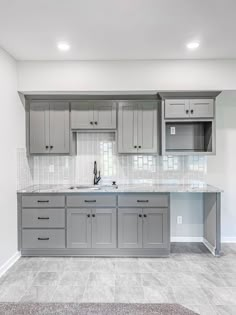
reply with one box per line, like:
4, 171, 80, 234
0, 243, 236, 315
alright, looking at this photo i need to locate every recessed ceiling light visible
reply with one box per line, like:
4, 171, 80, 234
186, 41, 200, 50
57, 41, 70, 51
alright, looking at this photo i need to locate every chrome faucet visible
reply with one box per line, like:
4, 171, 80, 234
93, 161, 101, 185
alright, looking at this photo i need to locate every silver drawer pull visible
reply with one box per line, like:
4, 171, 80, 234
137, 200, 149, 203
38, 237, 49, 241
37, 200, 49, 203
38, 217, 49, 220
84, 200, 96, 203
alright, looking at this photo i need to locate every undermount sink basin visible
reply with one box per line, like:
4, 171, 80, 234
68, 185, 101, 190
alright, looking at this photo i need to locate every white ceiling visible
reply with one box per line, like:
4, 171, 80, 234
0, 0, 236, 60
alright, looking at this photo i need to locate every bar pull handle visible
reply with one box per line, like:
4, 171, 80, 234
37, 200, 49, 203
84, 200, 96, 203
137, 200, 149, 203
38, 237, 49, 241
38, 217, 49, 220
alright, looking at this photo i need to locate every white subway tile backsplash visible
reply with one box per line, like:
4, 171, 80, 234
17, 132, 207, 189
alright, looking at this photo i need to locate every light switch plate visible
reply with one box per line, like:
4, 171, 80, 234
177, 216, 182, 224
170, 126, 176, 135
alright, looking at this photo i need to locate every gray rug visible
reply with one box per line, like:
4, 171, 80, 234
0, 303, 198, 315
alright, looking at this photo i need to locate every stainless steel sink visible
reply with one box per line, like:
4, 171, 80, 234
68, 185, 101, 190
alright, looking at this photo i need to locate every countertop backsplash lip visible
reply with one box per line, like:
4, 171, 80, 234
17, 132, 209, 191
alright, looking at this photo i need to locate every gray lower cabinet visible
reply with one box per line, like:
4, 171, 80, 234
67, 208, 116, 249
29, 101, 70, 154
118, 208, 142, 248
118, 208, 169, 249
118, 101, 158, 154
22, 229, 65, 249
143, 208, 168, 249
71, 101, 116, 129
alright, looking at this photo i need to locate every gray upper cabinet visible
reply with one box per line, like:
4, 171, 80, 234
165, 99, 189, 119
92, 208, 116, 249
118, 101, 158, 154
189, 99, 214, 118
71, 101, 116, 129
143, 208, 169, 249
67, 209, 92, 248
118, 208, 142, 248
29, 101, 70, 154
165, 99, 214, 119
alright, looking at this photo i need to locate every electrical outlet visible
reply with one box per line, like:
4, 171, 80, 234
170, 126, 176, 135
49, 165, 54, 173
177, 216, 182, 224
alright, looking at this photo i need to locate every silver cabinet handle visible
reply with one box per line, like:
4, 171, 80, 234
38, 237, 49, 241
137, 200, 149, 203
37, 200, 49, 203
38, 217, 49, 220
84, 200, 96, 203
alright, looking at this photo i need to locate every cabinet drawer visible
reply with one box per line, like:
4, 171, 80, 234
22, 229, 65, 249
118, 194, 169, 207
67, 195, 116, 207
22, 208, 65, 228
22, 195, 65, 208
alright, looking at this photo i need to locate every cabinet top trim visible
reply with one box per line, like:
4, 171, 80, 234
159, 91, 221, 99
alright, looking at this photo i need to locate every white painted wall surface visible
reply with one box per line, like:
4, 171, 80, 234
207, 91, 236, 242
0, 48, 25, 271
17, 60, 236, 93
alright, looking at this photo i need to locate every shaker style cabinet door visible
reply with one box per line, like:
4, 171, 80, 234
118, 102, 138, 153
189, 99, 214, 118
165, 99, 190, 118
71, 101, 94, 129
137, 102, 157, 153
93, 101, 117, 129
118, 208, 142, 248
92, 208, 116, 248
67, 209, 92, 248
142, 208, 169, 249
29, 102, 50, 154
49, 102, 70, 154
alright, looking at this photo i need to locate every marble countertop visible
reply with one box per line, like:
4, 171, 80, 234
17, 183, 223, 193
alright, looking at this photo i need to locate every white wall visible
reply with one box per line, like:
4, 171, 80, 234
17, 60, 236, 93
0, 48, 25, 271
207, 91, 236, 242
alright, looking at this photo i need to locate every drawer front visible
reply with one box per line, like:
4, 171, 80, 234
67, 195, 116, 207
22, 208, 65, 228
22, 229, 65, 249
22, 195, 65, 208
118, 194, 169, 207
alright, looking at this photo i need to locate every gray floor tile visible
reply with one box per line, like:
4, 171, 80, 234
202, 287, 236, 305
141, 273, 167, 288
143, 286, 176, 303
116, 273, 142, 287
87, 273, 115, 287
83, 285, 115, 303
213, 305, 236, 315
32, 272, 60, 286
0, 284, 27, 302
52, 285, 85, 302
59, 271, 88, 286
115, 285, 146, 303
65, 260, 92, 272
115, 261, 140, 273
40, 260, 68, 272
91, 260, 116, 273
173, 286, 210, 305
20, 285, 56, 302
183, 304, 217, 315
0, 271, 37, 290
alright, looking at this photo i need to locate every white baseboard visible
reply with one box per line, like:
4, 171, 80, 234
171, 237, 203, 242
221, 237, 236, 243
0, 252, 21, 278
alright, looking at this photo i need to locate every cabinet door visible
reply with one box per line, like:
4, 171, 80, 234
143, 208, 169, 249
165, 99, 189, 118
93, 101, 116, 129
189, 99, 214, 118
92, 208, 116, 248
67, 209, 91, 248
137, 102, 157, 153
118, 102, 138, 153
49, 102, 70, 154
118, 208, 142, 248
29, 102, 50, 154
71, 101, 94, 129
